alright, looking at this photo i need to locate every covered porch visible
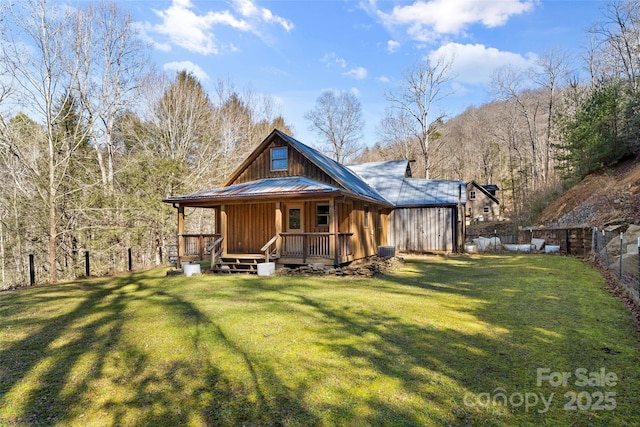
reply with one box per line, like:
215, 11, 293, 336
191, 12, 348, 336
173, 198, 355, 272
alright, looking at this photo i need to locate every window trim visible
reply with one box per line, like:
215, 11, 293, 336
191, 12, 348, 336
315, 203, 330, 227
270, 146, 288, 171
469, 190, 476, 200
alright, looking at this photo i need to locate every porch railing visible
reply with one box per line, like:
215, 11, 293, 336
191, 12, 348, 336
181, 234, 221, 260
179, 232, 353, 264
281, 232, 353, 262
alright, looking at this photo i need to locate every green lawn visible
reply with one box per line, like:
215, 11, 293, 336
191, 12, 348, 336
1, 255, 639, 426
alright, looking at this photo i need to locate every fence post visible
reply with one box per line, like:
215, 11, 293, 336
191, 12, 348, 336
29, 254, 35, 286
159, 246, 163, 265
85, 251, 90, 277
619, 232, 624, 280
128, 247, 133, 272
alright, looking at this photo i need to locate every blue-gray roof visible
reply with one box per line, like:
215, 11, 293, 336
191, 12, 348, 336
396, 179, 466, 206
277, 131, 389, 204
347, 160, 408, 203
165, 177, 341, 203
348, 160, 465, 206
166, 130, 465, 207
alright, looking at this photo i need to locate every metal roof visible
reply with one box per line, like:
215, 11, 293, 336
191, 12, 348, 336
277, 131, 389, 205
347, 161, 408, 203
164, 177, 341, 204
348, 160, 465, 206
165, 130, 465, 208
396, 179, 466, 206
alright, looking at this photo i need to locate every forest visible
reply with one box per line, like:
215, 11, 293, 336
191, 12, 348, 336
1, 0, 640, 287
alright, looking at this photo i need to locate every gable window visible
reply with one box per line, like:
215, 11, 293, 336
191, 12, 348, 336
470, 190, 476, 200
316, 204, 329, 227
364, 205, 370, 228
271, 147, 288, 171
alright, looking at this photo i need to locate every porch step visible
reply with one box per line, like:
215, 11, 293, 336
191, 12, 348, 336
214, 254, 267, 274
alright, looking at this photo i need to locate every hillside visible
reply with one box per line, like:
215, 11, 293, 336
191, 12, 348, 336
538, 158, 640, 227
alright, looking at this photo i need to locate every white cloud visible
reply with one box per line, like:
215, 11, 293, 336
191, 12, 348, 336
321, 53, 347, 68
377, 75, 390, 83
234, 0, 294, 31
387, 40, 400, 53
147, 0, 293, 55
376, 0, 536, 42
163, 61, 210, 82
430, 42, 537, 86
344, 67, 368, 80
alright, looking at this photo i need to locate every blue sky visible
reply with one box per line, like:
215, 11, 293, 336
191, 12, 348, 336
123, 0, 607, 146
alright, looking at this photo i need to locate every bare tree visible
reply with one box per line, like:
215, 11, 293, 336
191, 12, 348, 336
491, 65, 544, 189
384, 54, 455, 179
305, 90, 364, 163
531, 49, 572, 184
378, 108, 418, 162
0, 0, 87, 283
589, 0, 640, 90
74, 1, 150, 191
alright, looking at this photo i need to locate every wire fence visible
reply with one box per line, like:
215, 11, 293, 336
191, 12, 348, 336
0, 246, 167, 291
592, 227, 640, 305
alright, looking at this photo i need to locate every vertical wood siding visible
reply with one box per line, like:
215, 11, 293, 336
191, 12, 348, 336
226, 203, 275, 253
390, 207, 455, 252
230, 138, 341, 188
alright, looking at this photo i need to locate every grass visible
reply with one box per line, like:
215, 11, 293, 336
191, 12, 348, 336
1, 254, 639, 426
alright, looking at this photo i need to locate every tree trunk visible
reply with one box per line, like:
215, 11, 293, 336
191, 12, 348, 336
48, 137, 57, 284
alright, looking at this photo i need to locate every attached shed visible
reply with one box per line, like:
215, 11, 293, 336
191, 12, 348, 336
348, 161, 466, 253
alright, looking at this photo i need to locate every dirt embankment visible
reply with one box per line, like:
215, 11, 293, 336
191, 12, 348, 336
537, 159, 640, 228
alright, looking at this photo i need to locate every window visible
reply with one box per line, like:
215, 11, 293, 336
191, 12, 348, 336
483, 206, 490, 214
271, 147, 288, 171
364, 205, 370, 228
470, 190, 476, 200
288, 208, 301, 230
377, 209, 382, 229
316, 204, 329, 227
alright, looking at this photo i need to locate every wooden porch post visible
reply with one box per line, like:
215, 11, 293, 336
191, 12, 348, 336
221, 205, 228, 256
330, 197, 338, 265
177, 205, 185, 269
275, 202, 283, 257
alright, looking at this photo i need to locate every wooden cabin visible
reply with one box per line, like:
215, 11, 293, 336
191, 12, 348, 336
164, 130, 392, 272
164, 129, 466, 272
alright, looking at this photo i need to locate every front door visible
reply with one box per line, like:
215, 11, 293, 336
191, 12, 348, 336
286, 204, 303, 256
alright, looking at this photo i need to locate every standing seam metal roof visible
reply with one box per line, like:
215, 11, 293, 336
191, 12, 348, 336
277, 131, 389, 204
164, 130, 465, 207
347, 160, 466, 206
164, 177, 340, 203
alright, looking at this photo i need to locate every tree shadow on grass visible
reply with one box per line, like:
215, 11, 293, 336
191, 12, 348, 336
0, 276, 132, 425
4, 255, 638, 426
0, 272, 320, 426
